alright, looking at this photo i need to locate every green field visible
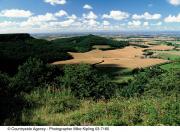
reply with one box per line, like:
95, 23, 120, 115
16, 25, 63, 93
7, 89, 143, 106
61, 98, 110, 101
167, 41, 180, 45
151, 50, 180, 71
155, 53, 180, 61
160, 62, 180, 71
96, 67, 134, 84
151, 49, 180, 61
21, 94, 179, 126
149, 40, 180, 48
92, 45, 112, 49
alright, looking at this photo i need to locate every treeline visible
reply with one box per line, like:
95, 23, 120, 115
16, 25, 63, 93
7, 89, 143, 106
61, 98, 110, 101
0, 34, 128, 74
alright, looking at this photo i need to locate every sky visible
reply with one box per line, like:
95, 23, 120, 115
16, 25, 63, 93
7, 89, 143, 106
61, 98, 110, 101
0, 0, 180, 33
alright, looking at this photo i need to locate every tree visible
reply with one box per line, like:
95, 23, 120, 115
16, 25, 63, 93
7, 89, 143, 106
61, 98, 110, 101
11, 57, 61, 93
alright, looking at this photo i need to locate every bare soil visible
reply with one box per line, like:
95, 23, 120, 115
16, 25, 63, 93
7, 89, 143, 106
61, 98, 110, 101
53, 46, 169, 69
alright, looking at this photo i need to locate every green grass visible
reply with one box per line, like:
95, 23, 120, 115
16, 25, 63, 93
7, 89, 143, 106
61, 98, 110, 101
96, 67, 134, 84
148, 41, 161, 45
150, 41, 166, 45
92, 45, 112, 49
167, 41, 180, 45
151, 50, 180, 61
160, 62, 180, 71
155, 50, 180, 55
21, 92, 180, 126
150, 40, 180, 48
151, 50, 180, 71
157, 53, 180, 61
113, 75, 134, 83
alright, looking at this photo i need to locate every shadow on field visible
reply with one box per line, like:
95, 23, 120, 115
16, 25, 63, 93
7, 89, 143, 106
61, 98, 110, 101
96, 65, 132, 76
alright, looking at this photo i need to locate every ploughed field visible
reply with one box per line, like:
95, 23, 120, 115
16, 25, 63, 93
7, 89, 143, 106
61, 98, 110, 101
53, 45, 174, 69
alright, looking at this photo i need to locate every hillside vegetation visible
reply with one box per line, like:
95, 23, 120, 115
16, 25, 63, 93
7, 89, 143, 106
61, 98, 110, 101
51, 34, 129, 52
1, 58, 179, 125
0, 34, 179, 126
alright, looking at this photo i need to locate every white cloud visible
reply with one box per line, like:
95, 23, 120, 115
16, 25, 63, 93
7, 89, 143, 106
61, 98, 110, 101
49, 19, 75, 27
168, 0, 180, 6
0, 21, 18, 27
103, 21, 110, 26
67, 14, 77, 20
153, 22, 162, 26
55, 10, 77, 20
83, 19, 99, 27
28, 13, 57, 22
102, 10, 129, 20
83, 4, 93, 10
128, 20, 141, 27
132, 12, 161, 20
18, 10, 79, 31
44, 0, 66, 5
21, 13, 57, 27
143, 22, 149, 26
88, 19, 99, 26
1, 9, 177, 33
55, 10, 68, 17
82, 11, 99, 27
164, 14, 180, 22
0, 9, 32, 18
83, 11, 97, 19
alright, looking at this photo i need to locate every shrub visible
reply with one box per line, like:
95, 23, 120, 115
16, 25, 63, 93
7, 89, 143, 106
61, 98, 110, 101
60, 64, 117, 99
145, 69, 180, 95
120, 67, 165, 97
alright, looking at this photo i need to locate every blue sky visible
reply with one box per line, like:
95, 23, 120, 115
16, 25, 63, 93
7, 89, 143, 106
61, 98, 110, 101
0, 0, 180, 33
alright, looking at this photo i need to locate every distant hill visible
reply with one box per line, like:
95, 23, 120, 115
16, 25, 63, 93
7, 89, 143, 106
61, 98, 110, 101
52, 34, 129, 52
0, 34, 71, 74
